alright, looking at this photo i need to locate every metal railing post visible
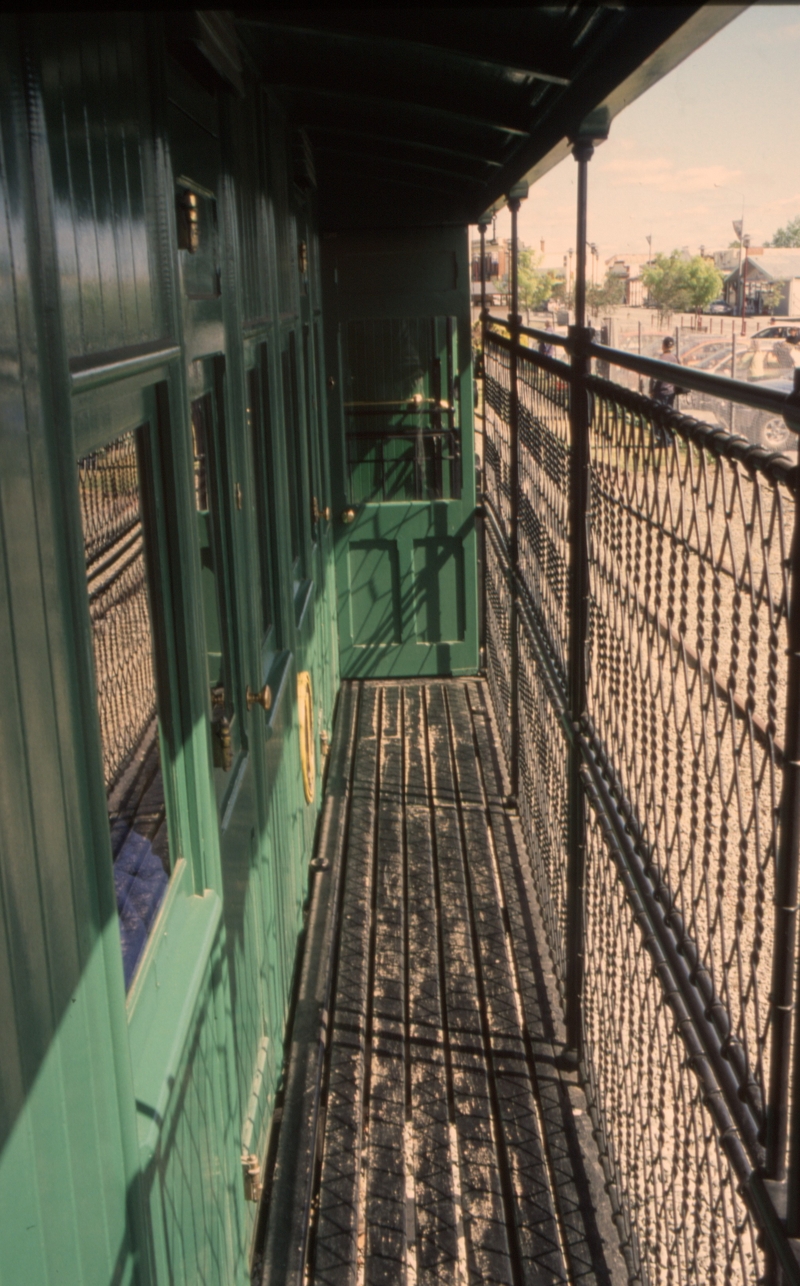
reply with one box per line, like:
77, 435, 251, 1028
566, 136, 595, 1054
769, 373, 800, 1213
507, 184, 526, 805
478, 215, 490, 669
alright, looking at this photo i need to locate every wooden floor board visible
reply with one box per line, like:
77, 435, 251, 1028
297, 680, 617, 1286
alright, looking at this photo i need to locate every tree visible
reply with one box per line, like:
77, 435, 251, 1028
641, 251, 722, 322
586, 270, 626, 314
768, 215, 800, 248
517, 245, 557, 319
762, 279, 786, 313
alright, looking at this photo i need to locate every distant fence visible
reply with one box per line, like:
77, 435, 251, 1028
481, 313, 800, 1285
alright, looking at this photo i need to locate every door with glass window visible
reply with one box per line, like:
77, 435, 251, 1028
325, 229, 479, 678
168, 61, 285, 1198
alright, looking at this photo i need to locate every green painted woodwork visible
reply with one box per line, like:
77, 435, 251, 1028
0, 14, 338, 1286
324, 228, 479, 679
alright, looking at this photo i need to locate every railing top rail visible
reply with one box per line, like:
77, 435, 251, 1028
485, 314, 570, 349
588, 339, 800, 424
484, 313, 800, 428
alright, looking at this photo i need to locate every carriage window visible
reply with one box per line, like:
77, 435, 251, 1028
248, 359, 276, 640
303, 323, 319, 526
191, 393, 226, 696
281, 333, 305, 574
78, 430, 169, 990
341, 316, 461, 503
191, 390, 239, 779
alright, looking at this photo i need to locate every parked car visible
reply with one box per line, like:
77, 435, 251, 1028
706, 299, 733, 315
753, 322, 800, 342
680, 351, 797, 452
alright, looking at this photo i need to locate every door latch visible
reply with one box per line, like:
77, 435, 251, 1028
212, 716, 233, 772
246, 682, 272, 713
311, 496, 331, 525
177, 189, 200, 254
241, 1152, 262, 1204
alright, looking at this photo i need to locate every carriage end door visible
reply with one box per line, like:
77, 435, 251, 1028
324, 229, 478, 679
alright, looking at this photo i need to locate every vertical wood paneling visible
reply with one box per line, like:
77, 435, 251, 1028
0, 26, 136, 1286
38, 15, 158, 358
150, 948, 240, 1286
1, 15, 342, 1286
267, 101, 297, 320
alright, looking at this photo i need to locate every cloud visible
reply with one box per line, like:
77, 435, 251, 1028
600, 155, 742, 193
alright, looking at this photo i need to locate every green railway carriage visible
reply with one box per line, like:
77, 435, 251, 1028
4, 10, 800, 1286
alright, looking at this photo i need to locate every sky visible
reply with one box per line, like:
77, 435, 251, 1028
477, 4, 800, 263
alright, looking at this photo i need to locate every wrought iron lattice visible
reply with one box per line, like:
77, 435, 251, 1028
484, 516, 513, 767
517, 349, 571, 673
484, 333, 512, 533
583, 808, 762, 1286
480, 321, 799, 1284
588, 381, 793, 1133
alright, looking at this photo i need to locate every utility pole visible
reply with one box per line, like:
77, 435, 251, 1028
741, 234, 750, 337
733, 214, 744, 313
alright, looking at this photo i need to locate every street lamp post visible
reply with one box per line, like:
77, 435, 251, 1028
741, 234, 750, 336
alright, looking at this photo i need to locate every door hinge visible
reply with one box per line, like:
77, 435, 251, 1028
241, 1152, 262, 1204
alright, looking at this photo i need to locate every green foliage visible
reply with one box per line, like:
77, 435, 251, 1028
586, 270, 626, 313
517, 245, 557, 317
641, 251, 723, 319
768, 215, 800, 248
762, 279, 786, 312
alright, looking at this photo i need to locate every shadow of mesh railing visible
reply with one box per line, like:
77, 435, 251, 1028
482, 324, 799, 1285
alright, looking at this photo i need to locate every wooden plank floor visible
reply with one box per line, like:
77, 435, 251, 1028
259, 680, 621, 1286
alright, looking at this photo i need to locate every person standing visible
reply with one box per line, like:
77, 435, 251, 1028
649, 336, 681, 408
648, 335, 683, 446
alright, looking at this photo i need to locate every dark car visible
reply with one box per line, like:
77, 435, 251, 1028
706, 299, 733, 315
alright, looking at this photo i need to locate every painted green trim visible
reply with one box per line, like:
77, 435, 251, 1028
69, 342, 181, 395
128, 884, 222, 1163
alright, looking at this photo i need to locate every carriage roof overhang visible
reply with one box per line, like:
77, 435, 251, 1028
233, 5, 746, 232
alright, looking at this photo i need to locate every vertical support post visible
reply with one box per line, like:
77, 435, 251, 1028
506, 187, 526, 805
565, 137, 595, 1054
741, 238, 750, 337
479, 218, 488, 319
478, 215, 490, 668
768, 371, 800, 1210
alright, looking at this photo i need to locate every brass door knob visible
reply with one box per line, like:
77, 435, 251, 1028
341, 507, 357, 525
246, 682, 272, 713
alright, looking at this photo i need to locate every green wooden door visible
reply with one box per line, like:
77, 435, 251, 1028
167, 67, 283, 1233
324, 229, 479, 678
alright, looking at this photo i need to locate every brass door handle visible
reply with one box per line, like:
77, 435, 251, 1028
312, 497, 333, 525
341, 507, 357, 525
246, 682, 272, 712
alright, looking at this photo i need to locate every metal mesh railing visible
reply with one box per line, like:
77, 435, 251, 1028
588, 381, 793, 1129
481, 320, 800, 1284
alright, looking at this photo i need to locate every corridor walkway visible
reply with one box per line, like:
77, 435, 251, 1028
259, 680, 622, 1286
